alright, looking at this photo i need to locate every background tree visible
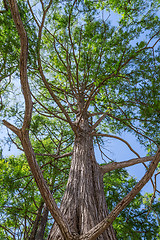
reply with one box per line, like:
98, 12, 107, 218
0, 0, 160, 239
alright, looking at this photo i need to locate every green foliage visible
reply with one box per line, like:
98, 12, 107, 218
0, 1, 37, 80
104, 168, 160, 239
0, 143, 71, 238
1, 155, 160, 239
1, 0, 160, 151
0, 115, 73, 239
32, 0, 159, 150
0, 0, 160, 238
0, 155, 40, 239
0, 9, 19, 79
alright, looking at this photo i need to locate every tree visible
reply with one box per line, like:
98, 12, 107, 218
1, 154, 160, 239
1, 0, 160, 239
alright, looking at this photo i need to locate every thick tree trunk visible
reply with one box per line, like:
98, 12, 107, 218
48, 117, 117, 240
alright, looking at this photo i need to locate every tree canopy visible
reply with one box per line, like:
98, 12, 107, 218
0, 0, 160, 239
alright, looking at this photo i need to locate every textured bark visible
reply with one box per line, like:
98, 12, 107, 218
79, 147, 160, 240
4, 1, 159, 240
48, 116, 117, 240
35, 203, 49, 240
100, 156, 154, 174
6, 2, 73, 239
29, 202, 44, 240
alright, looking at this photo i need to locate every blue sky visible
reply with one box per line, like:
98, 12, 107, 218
2, 124, 156, 195
95, 131, 157, 194
1, 3, 158, 199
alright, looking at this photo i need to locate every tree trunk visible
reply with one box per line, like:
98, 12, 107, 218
29, 202, 44, 240
35, 203, 49, 240
48, 116, 117, 240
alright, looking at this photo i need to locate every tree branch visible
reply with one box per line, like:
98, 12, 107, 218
35, 203, 49, 240
36, 64, 76, 131
35, 151, 73, 159
32, 93, 68, 122
20, 137, 73, 240
2, 120, 20, 136
93, 133, 140, 158
78, 73, 116, 123
8, 0, 33, 133
0, 224, 15, 239
27, 0, 40, 27
100, 156, 154, 174
100, 111, 157, 145
92, 112, 109, 130
68, 0, 80, 93
37, 7, 76, 133
5, 1, 74, 239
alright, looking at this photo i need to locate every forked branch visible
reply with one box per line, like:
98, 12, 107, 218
37, 4, 76, 133
3, 1, 73, 239
2, 120, 21, 137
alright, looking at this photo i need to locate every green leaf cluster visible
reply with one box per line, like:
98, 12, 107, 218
104, 168, 160, 239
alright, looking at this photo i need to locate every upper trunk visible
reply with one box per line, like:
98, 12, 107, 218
48, 115, 117, 240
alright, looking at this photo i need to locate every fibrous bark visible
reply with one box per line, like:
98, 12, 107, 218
29, 202, 44, 240
35, 203, 49, 240
48, 116, 117, 240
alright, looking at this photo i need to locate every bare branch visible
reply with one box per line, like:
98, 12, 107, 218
36, 8, 76, 133
7, 130, 24, 151
100, 156, 154, 174
68, 0, 80, 93
32, 93, 68, 122
98, 111, 157, 145
40, 0, 45, 11
79, 72, 116, 118
38, 60, 76, 131
0, 224, 15, 239
27, 0, 40, 27
88, 112, 104, 117
53, 39, 68, 69
95, 136, 113, 162
8, 0, 33, 133
36, 151, 73, 159
5, 1, 73, 239
92, 112, 109, 130
66, 46, 78, 97
93, 133, 140, 158
2, 120, 20, 136
64, 93, 78, 114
